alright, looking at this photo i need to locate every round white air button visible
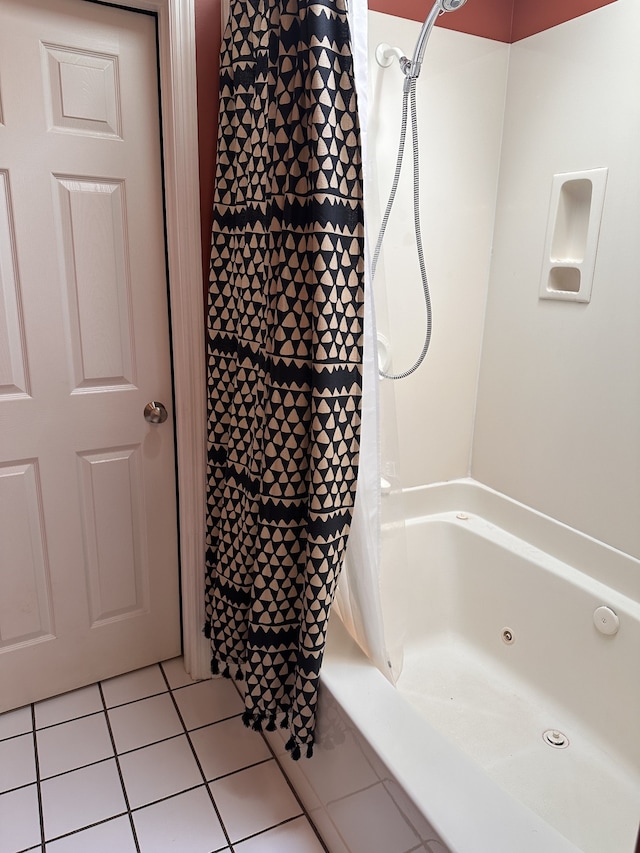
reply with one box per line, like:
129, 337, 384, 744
593, 606, 619, 636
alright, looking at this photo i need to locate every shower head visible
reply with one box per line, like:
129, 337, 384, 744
405, 0, 469, 82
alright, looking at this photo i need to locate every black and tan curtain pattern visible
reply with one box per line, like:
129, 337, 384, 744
205, 0, 365, 758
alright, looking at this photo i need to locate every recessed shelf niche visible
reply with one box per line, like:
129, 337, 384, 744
539, 168, 608, 303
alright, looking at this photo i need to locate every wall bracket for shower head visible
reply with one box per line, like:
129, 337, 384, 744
375, 1, 469, 82
375, 43, 411, 74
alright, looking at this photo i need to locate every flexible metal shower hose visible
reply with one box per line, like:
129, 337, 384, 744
371, 77, 432, 380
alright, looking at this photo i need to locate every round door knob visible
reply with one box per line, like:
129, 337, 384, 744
144, 401, 168, 424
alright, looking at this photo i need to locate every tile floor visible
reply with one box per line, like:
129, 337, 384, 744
0, 658, 328, 853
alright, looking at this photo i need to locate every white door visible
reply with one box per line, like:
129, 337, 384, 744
0, 0, 181, 711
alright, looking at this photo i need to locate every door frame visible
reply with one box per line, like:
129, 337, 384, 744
100, 0, 209, 678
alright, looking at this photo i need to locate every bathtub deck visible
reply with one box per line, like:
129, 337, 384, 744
397, 636, 640, 853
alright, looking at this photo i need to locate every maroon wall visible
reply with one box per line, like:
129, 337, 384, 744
367, 0, 619, 42
368, 0, 513, 42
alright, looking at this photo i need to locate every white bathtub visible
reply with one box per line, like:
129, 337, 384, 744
267, 480, 640, 853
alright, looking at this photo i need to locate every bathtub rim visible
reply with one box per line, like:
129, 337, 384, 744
322, 612, 582, 853
390, 478, 640, 603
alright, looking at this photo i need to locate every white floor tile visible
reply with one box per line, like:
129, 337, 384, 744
161, 656, 199, 690
41, 758, 126, 840
119, 734, 202, 809
0, 706, 32, 741
46, 816, 137, 853
108, 693, 182, 754
172, 678, 244, 731
101, 664, 167, 708
37, 713, 114, 779
190, 716, 271, 781
302, 727, 378, 804
0, 784, 41, 853
234, 816, 326, 853
35, 685, 103, 729
2, 664, 323, 853
0, 733, 36, 794
326, 782, 421, 853
209, 759, 301, 843
266, 739, 322, 813
134, 786, 228, 852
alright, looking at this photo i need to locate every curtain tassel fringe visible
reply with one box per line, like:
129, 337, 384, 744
285, 736, 302, 761
251, 713, 266, 732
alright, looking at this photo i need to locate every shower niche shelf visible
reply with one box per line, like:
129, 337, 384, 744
539, 167, 608, 303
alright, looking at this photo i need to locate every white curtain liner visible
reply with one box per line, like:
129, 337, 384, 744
334, 0, 395, 682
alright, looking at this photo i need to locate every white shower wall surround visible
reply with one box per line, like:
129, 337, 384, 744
371, 0, 640, 562
473, 0, 640, 560
274, 480, 640, 853
367, 11, 510, 489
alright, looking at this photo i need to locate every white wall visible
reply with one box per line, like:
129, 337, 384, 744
367, 12, 509, 487
472, 0, 640, 558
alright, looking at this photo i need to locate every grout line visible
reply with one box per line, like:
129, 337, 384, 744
180, 711, 245, 734
101, 688, 168, 711
98, 683, 141, 853
159, 661, 234, 851
127, 782, 206, 814
38, 754, 113, 785
30, 705, 46, 850
322, 778, 382, 809
0, 728, 35, 744
204, 754, 276, 788
232, 813, 306, 846
34, 708, 105, 734
0, 778, 43, 798
110, 730, 185, 759
43, 811, 129, 846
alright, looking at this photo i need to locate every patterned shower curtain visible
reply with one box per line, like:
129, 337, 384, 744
205, 0, 365, 758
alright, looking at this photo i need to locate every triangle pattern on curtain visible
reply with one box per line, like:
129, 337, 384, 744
205, 0, 365, 758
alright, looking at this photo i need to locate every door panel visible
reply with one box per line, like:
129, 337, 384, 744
0, 0, 181, 710
54, 176, 135, 389
0, 170, 29, 398
77, 446, 148, 624
0, 460, 53, 647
